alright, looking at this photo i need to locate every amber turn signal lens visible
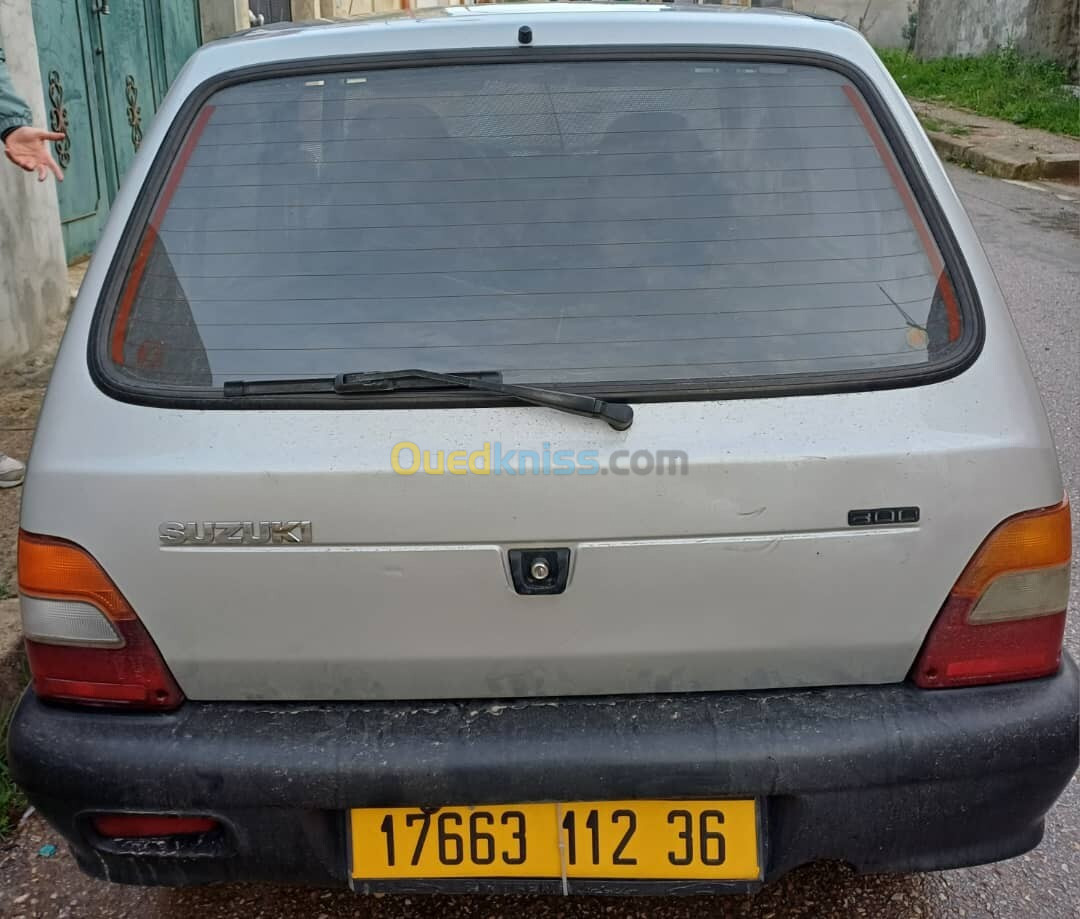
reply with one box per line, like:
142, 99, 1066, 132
948, 499, 1071, 601
18, 531, 135, 621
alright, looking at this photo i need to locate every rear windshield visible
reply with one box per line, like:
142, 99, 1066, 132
104, 59, 970, 394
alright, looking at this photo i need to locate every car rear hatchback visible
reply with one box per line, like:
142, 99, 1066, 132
9, 4, 1077, 895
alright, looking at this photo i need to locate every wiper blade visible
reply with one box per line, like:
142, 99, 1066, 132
224, 370, 502, 397
223, 369, 634, 431
340, 370, 633, 431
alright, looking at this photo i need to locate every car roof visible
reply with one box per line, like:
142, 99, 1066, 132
192, 3, 867, 77
232, 2, 839, 36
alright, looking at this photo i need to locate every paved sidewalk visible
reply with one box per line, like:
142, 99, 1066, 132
910, 99, 1080, 181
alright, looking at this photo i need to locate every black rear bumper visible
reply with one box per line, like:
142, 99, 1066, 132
8, 655, 1079, 893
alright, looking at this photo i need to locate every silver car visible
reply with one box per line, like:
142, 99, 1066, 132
9, 3, 1076, 895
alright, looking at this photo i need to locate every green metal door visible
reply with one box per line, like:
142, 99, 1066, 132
157, 1, 203, 89
95, 1, 161, 183
32, 0, 202, 261
32, 0, 113, 262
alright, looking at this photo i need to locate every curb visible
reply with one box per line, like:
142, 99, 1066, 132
926, 131, 1080, 181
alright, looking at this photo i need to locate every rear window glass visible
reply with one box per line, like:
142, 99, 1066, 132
105, 59, 969, 393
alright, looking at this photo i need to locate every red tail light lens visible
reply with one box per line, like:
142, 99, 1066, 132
912, 499, 1071, 688
18, 531, 184, 710
92, 814, 218, 839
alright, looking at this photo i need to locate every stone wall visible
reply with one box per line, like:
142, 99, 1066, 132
200, 0, 250, 41
916, 0, 1079, 75
0, 0, 68, 366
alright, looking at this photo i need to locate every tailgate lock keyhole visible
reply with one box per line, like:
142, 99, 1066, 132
508, 548, 570, 595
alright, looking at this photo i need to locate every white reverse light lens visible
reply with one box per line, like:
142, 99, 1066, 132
21, 595, 124, 647
969, 565, 1071, 624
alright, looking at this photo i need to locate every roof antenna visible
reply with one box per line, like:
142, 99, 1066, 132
518, 25, 533, 45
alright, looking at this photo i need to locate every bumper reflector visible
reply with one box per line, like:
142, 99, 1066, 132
92, 814, 219, 839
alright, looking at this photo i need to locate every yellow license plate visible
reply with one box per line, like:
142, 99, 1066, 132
350, 800, 760, 881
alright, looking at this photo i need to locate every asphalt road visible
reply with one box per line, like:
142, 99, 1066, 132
1, 165, 1078, 919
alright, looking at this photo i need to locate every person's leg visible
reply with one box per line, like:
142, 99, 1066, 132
0, 453, 25, 488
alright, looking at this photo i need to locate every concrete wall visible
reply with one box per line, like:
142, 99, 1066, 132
1023, 0, 1080, 75
917, 0, 1036, 54
200, 0, 250, 41
793, 0, 914, 48
916, 0, 1079, 74
0, 0, 68, 366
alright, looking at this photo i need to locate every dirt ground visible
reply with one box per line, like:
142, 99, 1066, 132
0, 263, 81, 597
0, 273, 75, 707
0, 348, 51, 596
0, 325, 61, 706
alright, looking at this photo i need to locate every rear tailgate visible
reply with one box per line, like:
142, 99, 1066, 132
25, 383, 1062, 700
23, 51, 1062, 701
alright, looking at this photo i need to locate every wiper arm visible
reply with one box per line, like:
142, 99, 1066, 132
223, 369, 634, 431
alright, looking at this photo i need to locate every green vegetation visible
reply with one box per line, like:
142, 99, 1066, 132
0, 701, 26, 839
0, 580, 11, 601
878, 48, 1080, 138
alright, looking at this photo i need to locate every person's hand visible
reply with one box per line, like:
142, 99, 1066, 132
3, 126, 64, 181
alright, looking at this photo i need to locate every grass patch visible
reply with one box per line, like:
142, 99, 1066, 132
0, 700, 27, 839
878, 48, 1080, 137
0, 580, 11, 601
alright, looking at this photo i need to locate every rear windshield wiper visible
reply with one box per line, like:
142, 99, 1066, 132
223, 369, 633, 431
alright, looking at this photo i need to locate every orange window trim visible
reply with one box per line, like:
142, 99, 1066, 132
110, 105, 217, 364
842, 85, 962, 343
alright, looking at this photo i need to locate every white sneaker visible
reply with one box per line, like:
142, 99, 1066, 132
0, 453, 26, 488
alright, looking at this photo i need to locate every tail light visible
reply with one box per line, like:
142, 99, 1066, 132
18, 531, 183, 710
912, 498, 1071, 688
